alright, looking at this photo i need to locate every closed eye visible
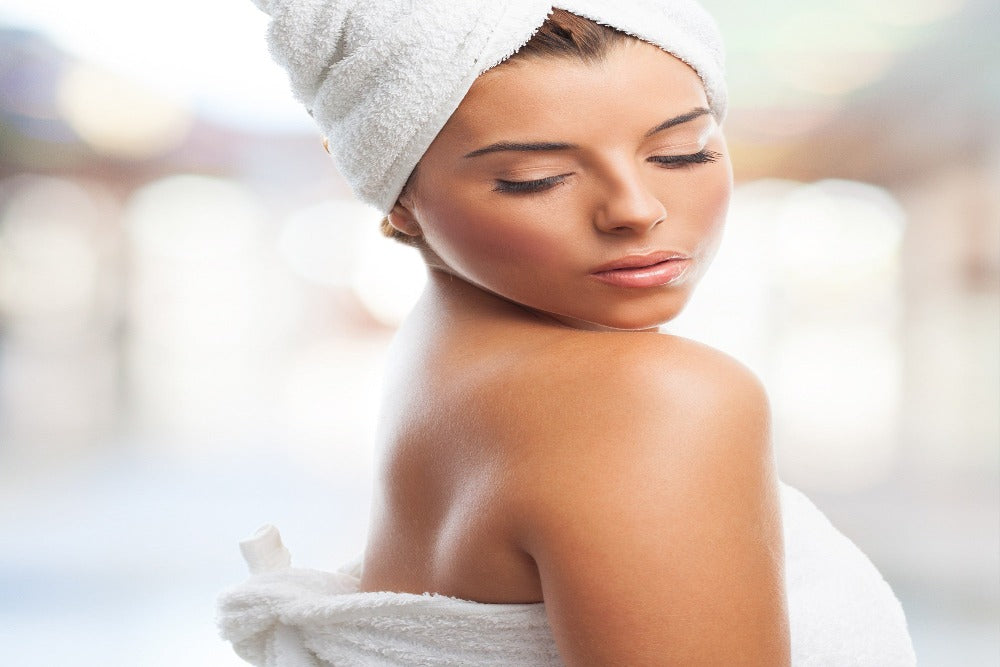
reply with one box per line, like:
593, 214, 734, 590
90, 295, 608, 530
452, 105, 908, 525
493, 174, 569, 194
649, 149, 722, 168
493, 148, 721, 194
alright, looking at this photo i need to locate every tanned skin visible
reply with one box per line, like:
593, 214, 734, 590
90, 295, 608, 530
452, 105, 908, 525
360, 40, 791, 666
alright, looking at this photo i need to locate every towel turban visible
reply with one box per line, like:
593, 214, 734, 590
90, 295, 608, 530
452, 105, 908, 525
251, 0, 727, 213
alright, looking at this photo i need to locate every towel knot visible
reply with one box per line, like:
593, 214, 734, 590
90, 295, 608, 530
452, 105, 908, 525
239, 524, 292, 574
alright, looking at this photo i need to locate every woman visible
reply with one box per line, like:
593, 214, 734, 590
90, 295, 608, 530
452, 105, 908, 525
219, 2, 916, 665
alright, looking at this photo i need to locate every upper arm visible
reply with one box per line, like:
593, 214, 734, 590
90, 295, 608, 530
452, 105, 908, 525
513, 340, 789, 666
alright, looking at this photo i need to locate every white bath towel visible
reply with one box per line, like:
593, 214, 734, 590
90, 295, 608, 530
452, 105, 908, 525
217, 482, 916, 666
249, 0, 727, 213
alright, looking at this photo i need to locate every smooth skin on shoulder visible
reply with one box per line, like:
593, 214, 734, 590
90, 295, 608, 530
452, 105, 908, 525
497, 335, 790, 666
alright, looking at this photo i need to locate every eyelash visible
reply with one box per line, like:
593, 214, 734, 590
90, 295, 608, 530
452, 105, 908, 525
493, 149, 722, 195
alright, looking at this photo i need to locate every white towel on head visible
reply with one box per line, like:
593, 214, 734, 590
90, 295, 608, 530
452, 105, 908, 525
249, 0, 727, 213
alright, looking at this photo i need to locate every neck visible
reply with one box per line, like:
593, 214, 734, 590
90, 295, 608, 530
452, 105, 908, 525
419, 268, 548, 327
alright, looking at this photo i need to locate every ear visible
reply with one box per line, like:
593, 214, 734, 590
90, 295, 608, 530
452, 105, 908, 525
386, 199, 422, 239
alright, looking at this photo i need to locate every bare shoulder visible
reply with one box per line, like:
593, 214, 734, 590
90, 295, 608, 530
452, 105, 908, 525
604, 331, 769, 413
496, 332, 789, 666
493, 331, 771, 461
502, 331, 774, 513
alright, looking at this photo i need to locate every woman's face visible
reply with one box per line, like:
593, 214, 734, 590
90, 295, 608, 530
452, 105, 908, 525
391, 39, 733, 332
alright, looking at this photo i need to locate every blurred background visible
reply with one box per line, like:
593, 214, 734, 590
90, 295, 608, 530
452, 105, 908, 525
0, 0, 996, 664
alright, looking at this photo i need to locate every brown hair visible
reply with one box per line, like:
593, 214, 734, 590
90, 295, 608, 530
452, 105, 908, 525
380, 9, 634, 243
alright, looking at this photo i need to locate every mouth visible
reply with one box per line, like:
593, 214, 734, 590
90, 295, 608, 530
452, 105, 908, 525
590, 252, 692, 288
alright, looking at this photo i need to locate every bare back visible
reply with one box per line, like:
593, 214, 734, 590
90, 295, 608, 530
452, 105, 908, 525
360, 279, 567, 603
359, 274, 785, 644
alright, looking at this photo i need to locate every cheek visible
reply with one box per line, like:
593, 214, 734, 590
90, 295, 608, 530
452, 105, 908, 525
664, 162, 732, 268
420, 195, 565, 278
692, 163, 732, 233
415, 161, 580, 272
709, 173, 733, 229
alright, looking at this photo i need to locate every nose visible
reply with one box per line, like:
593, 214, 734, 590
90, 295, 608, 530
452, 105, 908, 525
592, 164, 667, 235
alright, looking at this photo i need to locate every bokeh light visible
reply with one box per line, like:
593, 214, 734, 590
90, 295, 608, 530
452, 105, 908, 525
0, 176, 103, 324
351, 224, 427, 328
277, 200, 370, 288
57, 62, 191, 158
672, 178, 908, 492
856, 0, 967, 26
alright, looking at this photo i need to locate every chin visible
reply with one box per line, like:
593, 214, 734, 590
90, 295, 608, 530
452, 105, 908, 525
553, 298, 693, 333
613, 293, 697, 331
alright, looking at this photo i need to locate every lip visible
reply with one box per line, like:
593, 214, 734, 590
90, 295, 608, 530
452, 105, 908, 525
590, 251, 692, 288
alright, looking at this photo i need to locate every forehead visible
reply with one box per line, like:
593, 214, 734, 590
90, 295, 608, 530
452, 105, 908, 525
440, 40, 709, 145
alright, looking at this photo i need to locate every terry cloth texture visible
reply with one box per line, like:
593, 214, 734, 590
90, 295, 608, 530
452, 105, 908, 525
249, 0, 727, 213
217, 482, 916, 666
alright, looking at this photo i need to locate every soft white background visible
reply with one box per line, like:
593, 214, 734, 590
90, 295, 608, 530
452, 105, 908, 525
0, 0, 996, 664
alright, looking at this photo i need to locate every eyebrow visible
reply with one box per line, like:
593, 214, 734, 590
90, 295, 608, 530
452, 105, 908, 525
462, 107, 712, 159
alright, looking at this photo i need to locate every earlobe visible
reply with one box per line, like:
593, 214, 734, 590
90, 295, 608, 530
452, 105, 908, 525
386, 202, 422, 239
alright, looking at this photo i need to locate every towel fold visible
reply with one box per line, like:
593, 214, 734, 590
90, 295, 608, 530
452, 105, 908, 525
218, 483, 916, 666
